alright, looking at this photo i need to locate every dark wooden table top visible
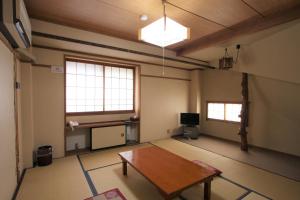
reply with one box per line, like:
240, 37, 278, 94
119, 146, 215, 196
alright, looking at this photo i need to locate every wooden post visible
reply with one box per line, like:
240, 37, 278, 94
239, 73, 249, 151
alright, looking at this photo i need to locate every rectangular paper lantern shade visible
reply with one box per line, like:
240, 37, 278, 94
139, 17, 189, 47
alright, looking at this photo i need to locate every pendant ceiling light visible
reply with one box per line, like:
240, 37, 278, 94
139, 0, 190, 47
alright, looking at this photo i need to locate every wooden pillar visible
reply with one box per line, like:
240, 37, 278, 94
239, 73, 249, 151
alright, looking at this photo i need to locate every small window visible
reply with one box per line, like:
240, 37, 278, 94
207, 102, 242, 123
65, 58, 135, 115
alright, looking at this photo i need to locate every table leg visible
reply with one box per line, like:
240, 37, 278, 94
122, 160, 127, 176
204, 181, 211, 200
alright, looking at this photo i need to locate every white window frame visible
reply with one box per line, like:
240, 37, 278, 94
65, 57, 136, 115
206, 101, 242, 123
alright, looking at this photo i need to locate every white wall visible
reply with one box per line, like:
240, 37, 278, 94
197, 20, 300, 156
0, 40, 17, 199
238, 21, 300, 84
20, 63, 34, 167
207, 20, 300, 85
32, 66, 65, 158
200, 70, 300, 156
140, 77, 189, 142
21, 19, 192, 155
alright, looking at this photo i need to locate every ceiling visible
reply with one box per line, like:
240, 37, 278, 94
24, 0, 300, 54
186, 18, 300, 61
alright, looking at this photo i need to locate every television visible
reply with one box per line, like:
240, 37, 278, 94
180, 113, 199, 126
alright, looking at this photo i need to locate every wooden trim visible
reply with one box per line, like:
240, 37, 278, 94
32, 44, 201, 71
181, 56, 208, 64
141, 74, 191, 81
103, 64, 106, 113
206, 101, 242, 124
77, 120, 125, 125
29, 16, 167, 51
137, 66, 141, 143
13, 55, 20, 181
189, 68, 204, 71
65, 55, 138, 68
66, 120, 127, 129
66, 110, 135, 116
241, 0, 265, 18
206, 118, 241, 125
206, 100, 242, 104
64, 57, 67, 154
133, 67, 136, 114
32, 63, 51, 68
177, 4, 300, 55
32, 31, 213, 69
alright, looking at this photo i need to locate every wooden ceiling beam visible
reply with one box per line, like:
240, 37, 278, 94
176, 4, 300, 56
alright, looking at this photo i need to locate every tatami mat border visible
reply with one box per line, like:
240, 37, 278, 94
150, 141, 273, 200
77, 155, 98, 196
175, 138, 299, 182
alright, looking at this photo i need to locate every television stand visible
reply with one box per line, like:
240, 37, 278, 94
182, 126, 199, 139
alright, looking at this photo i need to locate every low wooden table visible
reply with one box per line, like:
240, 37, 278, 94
119, 146, 216, 200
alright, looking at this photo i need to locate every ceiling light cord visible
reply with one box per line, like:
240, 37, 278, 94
162, 47, 165, 76
162, 0, 167, 76
163, 0, 167, 31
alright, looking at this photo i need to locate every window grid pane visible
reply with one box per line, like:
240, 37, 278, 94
66, 61, 104, 113
225, 104, 242, 122
66, 60, 134, 113
207, 102, 242, 123
207, 103, 224, 120
104, 66, 134, 111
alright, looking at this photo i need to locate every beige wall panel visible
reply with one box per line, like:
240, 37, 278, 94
200, 70, 242, 141
200, 69, 300, 156
91, 126, 126, 150
32, 67, 65, 158
141, 64, 190, 79
16, 59, 23, 173
208, 21, 300, 84
238, 21, 300, 84
20, 63, 35, 167
29, 19, 194, 152
0, 40, 17, 200
140, 77, 189, 142
189, 70, 202, 113
32, 47, 190, 124
248, 75, 300, 156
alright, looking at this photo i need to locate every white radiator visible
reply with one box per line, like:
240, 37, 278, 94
91, 125, 125, 150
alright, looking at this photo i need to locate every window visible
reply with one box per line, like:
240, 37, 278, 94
65, 58, 135, 114
207, 102, 242, 122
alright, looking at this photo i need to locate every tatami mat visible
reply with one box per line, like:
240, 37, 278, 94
242, 192, 269, 200
16, 156, 91, 200
151, 139, 300, 200
16, 139, 300, 200
89, 163, 247, 200
80, 143, 152, 171
176, 135, 300, 181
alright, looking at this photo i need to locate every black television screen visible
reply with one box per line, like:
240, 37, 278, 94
180, 113, 199, 125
